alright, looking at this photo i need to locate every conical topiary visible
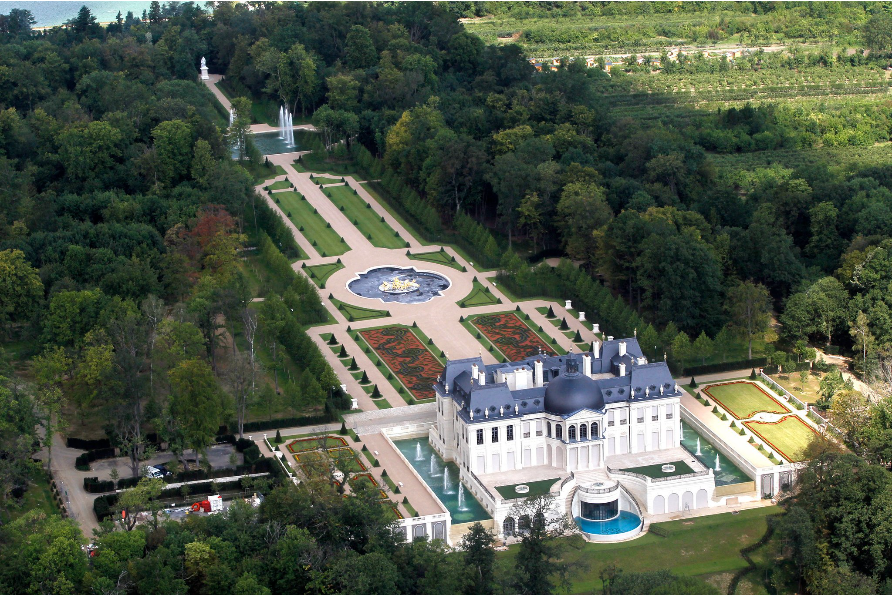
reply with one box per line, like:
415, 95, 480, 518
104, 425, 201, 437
750, 368, 757, 379
349, 357, 358, 371
360, 371, 370, 384
560, 317, 569, 331
573, 330, 583, 343
328, 335, 338, 345
339, 421, 348, 434
371, 385, 382, 398
339, 345, 348, 358
689, 377, 698, 388
275, 429, 282, 443
546, 305, 555, 318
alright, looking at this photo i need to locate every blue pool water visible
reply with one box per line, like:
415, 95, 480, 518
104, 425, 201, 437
680, 421, 752, 486
393, 438, 489, 524
575, 511, 642, 535
347, 266, 451, 304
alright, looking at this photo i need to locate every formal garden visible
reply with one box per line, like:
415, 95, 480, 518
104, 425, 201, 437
743, 416, 822, 463
465, 312, 563, 361
702, 381, 791, 420
356, 326, 444, 403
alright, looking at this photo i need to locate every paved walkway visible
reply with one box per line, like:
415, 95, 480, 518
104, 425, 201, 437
200, 74, 317, 134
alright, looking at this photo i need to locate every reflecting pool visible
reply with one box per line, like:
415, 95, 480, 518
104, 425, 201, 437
232, 131, 317, 158
680, 420, 752, 486
393, 438, 489, 524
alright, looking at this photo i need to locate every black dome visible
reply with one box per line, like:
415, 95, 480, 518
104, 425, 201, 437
544, 367, 604, 415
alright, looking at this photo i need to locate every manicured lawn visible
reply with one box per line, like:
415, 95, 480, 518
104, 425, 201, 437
241, 161, 287, 185
325, 185, 405, 249
467, 311, 562, 361
494, 478, 559, 499
498, 506, 782, 594
295, 151, 369, 177
408, 249, 466, 272
310, 175, 342, 186
621, 460, 695, 479
275, 191, 349, 256
703, 382, 790, 420
358, 326, 443, 402
536, 305, 558, 319
266, 179, 292, 190
304, 262, 344, 288
744, 415, 821, 463
285, 435, 348, 453
372, 398, 392, 409
329, 297, 390, 322
457, 279, 501, 308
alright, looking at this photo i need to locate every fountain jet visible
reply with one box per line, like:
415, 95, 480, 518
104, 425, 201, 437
458, 485, 468, 511
430, 454, 441, 476
715, 454, 721, 471
415, 442, 423, 461
278, 106, 285, 139
695, 438, 702, 456
443, 466, 454, 494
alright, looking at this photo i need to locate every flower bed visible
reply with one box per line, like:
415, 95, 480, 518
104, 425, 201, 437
743, 415, 821, 463
286, 435, 348, 454
703, 381, 790, 420
359, 326, 441, 401
469, 312, 554, 361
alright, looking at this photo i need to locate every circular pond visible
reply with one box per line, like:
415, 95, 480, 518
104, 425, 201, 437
346, 266, 451, 304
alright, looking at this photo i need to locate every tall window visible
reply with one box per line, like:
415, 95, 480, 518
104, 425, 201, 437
507, 425, 514, 441
476, 429, 484, 445
607, 411, 615, 427
568, 425, 576, 441
556, 424, 563, 440
591, 422, 599, 437
580, 424, 587, 440
491, 427, 499, 443
536, 420, 543, 436
546, 421, 551, 437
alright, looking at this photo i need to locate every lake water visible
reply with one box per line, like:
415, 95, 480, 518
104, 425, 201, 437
1, 2, 156, 27
393, 438, 489, 524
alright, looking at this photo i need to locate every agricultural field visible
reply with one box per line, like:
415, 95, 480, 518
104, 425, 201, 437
275, 191, 350, 257
324, 185, 406, 249
358, 326, 443, 402
703, 382, 791, 420
467, 312, 559, 361
744, 415, 823, 463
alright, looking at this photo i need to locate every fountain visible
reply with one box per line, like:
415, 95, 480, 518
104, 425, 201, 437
285, 111, 295, 147
430, 454, 441, 476
680, 422, 684, 440
443, 466, 454, 494
278, 106, 285, 139
458, 485, 468, 511
347, 266, 451, 304
715, 454, 721, 471
415, 442, 423, 461
229, 108, 235, 127
695, 438, 702, 456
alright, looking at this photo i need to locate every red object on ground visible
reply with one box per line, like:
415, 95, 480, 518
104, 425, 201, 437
190, 500, 212, 513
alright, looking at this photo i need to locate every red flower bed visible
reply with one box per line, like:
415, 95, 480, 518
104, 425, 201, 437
470, 312, 553, 362
360, 327, 441, 401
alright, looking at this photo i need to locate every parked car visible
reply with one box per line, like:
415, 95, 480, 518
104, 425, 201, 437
144, 465, 172, 479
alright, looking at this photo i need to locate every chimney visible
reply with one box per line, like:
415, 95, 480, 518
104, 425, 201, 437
619, 362, 626, 377
534, 360, 544, 388
593, 342, 600, 359
582, 354, 592, 377
471, 363, 479, 379
619, 341, 627, 357
478, 371, 486, 385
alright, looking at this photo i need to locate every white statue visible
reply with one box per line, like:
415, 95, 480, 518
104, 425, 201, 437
200, 56, 207, 69
200, 56, 209, 80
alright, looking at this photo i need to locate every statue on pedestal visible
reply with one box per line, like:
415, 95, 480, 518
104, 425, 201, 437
200, 56, 209, 80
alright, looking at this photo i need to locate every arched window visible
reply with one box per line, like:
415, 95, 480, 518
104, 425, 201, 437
568, 425, 576, 441
556, 425, 563, 440
546, 421, 552, 437
580, 424, 587, 440
591, 422, 599, 438
503, 517, 516, 536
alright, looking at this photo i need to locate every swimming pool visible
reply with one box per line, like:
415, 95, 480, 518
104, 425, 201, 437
574, 511, 642, 535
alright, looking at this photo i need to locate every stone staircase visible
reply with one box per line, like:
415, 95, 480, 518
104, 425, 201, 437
562, 469, 616, 517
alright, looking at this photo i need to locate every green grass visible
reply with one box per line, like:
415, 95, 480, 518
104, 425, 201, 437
621, 460, 695, 479
372, 398, 393, 410
275, 191, 350, 257
704, 382, 790, 420
408, 249, 466, 272
457, 279, 502, 308
285, 436, 349, 452
266, 179, 292, 190
304, 262, 344, 288
330, 297, 390, 322
325, 185, 405, 249
494, 478, 560, 499
4, 472, 59, 523
402, 499, 418, 517
536, 306, 557, 319
743, 416, 821, 463
501, 506, 782, 594
239, 161, 287, 185
311, 175, 342, 186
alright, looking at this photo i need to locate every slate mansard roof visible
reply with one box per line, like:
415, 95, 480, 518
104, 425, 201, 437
434, 338, 679, 425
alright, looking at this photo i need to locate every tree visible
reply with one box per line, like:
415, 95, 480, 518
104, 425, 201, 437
692, 331, 714, 365
228, 97, 252, 162
0, 376, 38, 504
152, 120, 193, 187
345, 25, 377, 70
849, 311, 874, 370
774, 506, 818, 590
117, 477, 164, 531
509, 495, 580, 594
862, 13, 892, 54
555, 182, 613, 260
461, 522, 496, 594
168, 359, 226, 468
325, 74, 360, 112
0, 249, 43, 335
227, 351, 258, 440
725, 281, 771, 360
32, 346, 70, 472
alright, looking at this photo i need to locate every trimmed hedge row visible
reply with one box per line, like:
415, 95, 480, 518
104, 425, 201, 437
74, 447, 116, 469
83, 459, 275, 493
682, 358, 768, 376
454, 211, 501, 268
235, 414, 335, 434
66, 437, 112, 451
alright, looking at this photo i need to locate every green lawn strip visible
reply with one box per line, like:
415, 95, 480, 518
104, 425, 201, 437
295, 152, 371, 178
703, 382, 790, 420
457, 279, 502, 308
284, 436, 348, 453
381, 474, 398, 492
266, 179, 293, 191
311, 175, 343, 186
408, 249, 466, 272
275, 191, 349, 257
551, 506, 783, 594
329, 297, 390, 322
325, 185, 405, 249
494, 478, 560, 499
535, 306, 557, 319
241, 161, 287, 186
743, 416, 821, 463
360, 446, 376, 468
402, 499, 418, 518
303, 262, 344, 288
620, 460, 695, 479
467, 310, 565, 359
372, 398, 393, 410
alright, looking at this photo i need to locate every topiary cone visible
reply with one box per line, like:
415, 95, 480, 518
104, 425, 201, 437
339, 345, 348, 358
371, 385, 382, 398
689, 377, 698, 388
360, 371, 370, 384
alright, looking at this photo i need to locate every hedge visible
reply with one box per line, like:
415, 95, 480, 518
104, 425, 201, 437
74, 447, 117, 469
83, 459, 275, 493
66, 437, 112, 451
234, 413, 336, 434
682, 358, 768, 376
